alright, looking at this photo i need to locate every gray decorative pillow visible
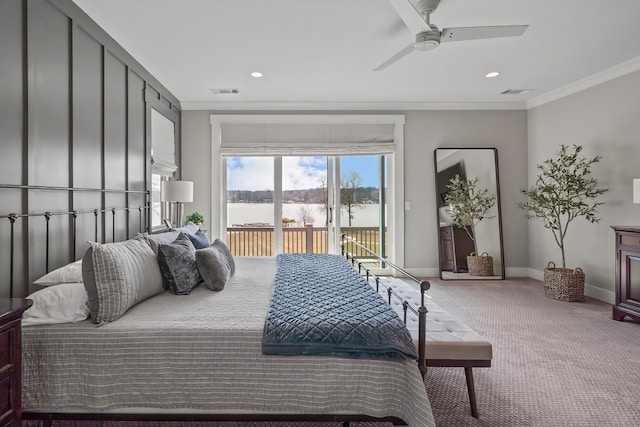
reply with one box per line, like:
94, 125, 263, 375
82, 236, 164, 325
140, 223, 200, 255
196, 244, 232, 291
139, 230, 180, 255
157, 233, 201, 295
211, 239, 235, 277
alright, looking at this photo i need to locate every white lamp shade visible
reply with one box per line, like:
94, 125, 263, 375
634, 179, 640, 204
161, 180, 193, 202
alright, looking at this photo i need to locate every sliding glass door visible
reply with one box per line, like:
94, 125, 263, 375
226, 157, 275, 256
280, 156, 328, 254
337, 155, 387, 265
224, 155, 387, 259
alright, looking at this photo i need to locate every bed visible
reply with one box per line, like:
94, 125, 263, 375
9, 213, 435, 426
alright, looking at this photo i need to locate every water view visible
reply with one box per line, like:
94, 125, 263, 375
228, 203, 382, 227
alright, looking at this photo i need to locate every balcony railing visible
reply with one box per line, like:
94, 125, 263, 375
226, 225, 385, 258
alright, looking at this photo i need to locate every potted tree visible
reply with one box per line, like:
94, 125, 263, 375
445, 175, 497, 276
518, 144, 608, 301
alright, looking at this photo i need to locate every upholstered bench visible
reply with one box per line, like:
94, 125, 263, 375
370, 277, 493, 418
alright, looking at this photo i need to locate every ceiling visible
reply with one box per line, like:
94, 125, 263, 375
71, 0, 640, 110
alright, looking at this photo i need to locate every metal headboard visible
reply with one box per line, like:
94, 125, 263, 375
0, 184, 150, 298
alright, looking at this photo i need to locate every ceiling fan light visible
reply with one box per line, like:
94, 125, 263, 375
486, 71, 501, 78
415, 40, 439, 51
415, 31, 440, 51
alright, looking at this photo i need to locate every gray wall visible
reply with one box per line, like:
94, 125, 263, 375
182, 111, 213, 230
181, 109, 529, 277
403, 111, 528, 275
181, 62, 640, 305
0, 0, 180, 297
528, 69, 640, 303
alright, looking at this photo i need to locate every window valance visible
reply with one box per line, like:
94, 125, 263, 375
214, 115, 403, 156
151, 109, 177, 175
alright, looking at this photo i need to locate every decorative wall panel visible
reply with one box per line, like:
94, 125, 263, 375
0, 0, 181, 297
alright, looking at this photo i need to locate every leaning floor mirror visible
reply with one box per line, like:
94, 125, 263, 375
434, 148, 505, 280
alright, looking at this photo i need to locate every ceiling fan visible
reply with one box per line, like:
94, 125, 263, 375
375, 0, 528, 71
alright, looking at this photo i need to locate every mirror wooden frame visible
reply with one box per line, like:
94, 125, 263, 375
434, 147, 505, 280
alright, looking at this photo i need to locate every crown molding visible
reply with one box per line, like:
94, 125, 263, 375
526, 56, 640, 109
180, 100, 527, 111
181, 56, 640, 112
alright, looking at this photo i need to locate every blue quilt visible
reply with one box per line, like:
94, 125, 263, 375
262, 254, 418, 360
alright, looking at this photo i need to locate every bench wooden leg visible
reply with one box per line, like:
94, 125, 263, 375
464, 366, 479, 418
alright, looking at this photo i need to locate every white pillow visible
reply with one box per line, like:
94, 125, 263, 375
33, 260, 83, 286
22, 282, 90, 326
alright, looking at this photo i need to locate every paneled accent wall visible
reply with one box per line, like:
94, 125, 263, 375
0, 0, 181, 298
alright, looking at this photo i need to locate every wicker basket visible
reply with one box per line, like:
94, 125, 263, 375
543, 261, 585, 302
467, 252, 494, 276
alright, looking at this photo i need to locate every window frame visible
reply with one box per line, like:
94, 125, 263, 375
211, 114, 405, 266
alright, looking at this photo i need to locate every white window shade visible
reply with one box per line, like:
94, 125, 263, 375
161, 180, 194, 203
151, 109, 177, 174
219, 122, 397, 156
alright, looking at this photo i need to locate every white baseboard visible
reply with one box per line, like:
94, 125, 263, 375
584, 285, 615, 305
404, 267, 440, 278
505, 267, 530, 277
528, 268, 545, 282
401, 266, 615, 304
526, 268, 615, 304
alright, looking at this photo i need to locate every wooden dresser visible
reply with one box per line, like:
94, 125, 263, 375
611, 226, 640, 322
439, 225, 476, 273
0, 299, 32, 426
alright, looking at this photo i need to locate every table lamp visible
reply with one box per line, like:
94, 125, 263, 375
161, 180, 193, 226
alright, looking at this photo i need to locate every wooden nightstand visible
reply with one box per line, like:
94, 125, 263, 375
612, 226, 640, 322
0, 299, 33, 427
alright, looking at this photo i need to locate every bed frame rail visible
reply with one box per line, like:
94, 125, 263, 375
341, 234, 430, 376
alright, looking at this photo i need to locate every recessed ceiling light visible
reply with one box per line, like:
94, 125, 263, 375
251, 71, 263, 78
485, 71, 501, 78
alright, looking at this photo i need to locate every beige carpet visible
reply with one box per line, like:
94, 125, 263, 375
24, 423, 392, 427
24, 277, 640, 427
424, 276, 640, 426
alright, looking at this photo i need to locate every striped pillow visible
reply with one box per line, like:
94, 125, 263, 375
82, 236, 164, 324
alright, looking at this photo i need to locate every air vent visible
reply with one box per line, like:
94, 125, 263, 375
211, 88, 239, 94
500, 89, 533, 95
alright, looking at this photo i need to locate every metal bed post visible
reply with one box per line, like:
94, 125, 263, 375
418, 303, 428, 376
111, 208, 116, 242
418, 280, 430, 377
94, 209, 99, 242
44, 212, 53, 273
125, 208, 131, 240
8, 213, 17, 298
71, 210, 78, 261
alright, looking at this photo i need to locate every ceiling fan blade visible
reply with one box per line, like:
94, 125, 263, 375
441, 25, 528, 43
374, 43, 416, 71
386, 0, 431, 34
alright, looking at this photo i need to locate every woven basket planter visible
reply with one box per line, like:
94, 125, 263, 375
467, 252, 494, 276
543, 262, 585, 302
